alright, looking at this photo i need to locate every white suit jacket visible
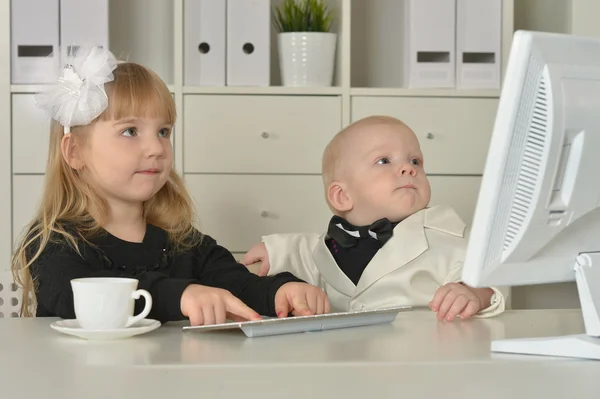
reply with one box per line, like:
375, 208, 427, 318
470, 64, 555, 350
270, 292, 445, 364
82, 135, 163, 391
263, 205, 506, 317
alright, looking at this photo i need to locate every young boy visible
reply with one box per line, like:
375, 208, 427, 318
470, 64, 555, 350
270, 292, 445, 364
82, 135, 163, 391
243, 116, 506, 321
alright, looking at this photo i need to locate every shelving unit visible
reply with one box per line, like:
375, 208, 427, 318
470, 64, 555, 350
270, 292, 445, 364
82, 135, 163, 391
349, 87, 501, 98
1, 0, 515, 268
182, 86, 343, 95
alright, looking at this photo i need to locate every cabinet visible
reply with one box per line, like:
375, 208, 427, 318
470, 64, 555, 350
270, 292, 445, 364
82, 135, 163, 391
2, 0, 514, 269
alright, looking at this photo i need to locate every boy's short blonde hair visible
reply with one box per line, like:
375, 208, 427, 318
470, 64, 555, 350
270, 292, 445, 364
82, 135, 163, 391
322, 115, 409, 189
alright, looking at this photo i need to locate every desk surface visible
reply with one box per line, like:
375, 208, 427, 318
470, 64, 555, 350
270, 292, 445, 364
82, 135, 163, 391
1, 309, 599, 399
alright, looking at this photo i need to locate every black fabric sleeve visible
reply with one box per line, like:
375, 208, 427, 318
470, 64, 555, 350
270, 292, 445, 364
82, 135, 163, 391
31, 238, 197, 323
188, 235, 304, 316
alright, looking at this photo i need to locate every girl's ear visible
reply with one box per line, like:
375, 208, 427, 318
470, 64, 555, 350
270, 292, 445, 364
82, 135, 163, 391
61, 133, 84, 170
327, 182, 353, 213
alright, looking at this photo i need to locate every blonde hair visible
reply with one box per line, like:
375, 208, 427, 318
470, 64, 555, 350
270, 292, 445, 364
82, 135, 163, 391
11, 62, 199, 317
321, 115, 409, 212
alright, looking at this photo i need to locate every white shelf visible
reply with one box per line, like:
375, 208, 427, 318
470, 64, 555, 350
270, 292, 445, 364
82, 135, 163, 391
10, 85, 49, 94
8, 0, 510, 100
1, 0, 517, 272
183, 86, 343, 96
350, 88, 501, 98
11, 85, 176, 94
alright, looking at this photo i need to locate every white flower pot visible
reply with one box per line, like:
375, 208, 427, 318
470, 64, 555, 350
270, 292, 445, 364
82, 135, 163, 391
278, 32, 337, 87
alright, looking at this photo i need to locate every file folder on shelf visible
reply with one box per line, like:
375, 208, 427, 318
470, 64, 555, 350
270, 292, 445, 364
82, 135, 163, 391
60, 0, 108, 65
11, 0, 60, 84
227, 0, 271, 86
404, 0, 456, 88
184, 0, 226, 86
456, 0, 502, 89
60, 0, 109, 66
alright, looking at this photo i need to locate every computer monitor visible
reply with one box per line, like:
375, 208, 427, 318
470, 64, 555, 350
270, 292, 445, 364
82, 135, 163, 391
461, 30, 600, 360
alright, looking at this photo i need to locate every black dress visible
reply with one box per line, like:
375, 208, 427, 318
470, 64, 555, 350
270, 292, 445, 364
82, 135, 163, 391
30, 224, 302, 323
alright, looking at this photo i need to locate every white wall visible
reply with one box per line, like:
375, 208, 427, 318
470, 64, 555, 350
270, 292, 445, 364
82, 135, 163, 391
571, 0, 600, 37
514, 0, 600, 38
109, 0, 174, 84
514, 0, 572, 34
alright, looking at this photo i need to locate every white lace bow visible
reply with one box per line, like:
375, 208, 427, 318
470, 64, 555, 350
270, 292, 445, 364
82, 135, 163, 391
35, 46, 118, 134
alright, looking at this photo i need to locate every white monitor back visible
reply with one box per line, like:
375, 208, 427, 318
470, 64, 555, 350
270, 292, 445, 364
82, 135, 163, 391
462, 30, 600, 289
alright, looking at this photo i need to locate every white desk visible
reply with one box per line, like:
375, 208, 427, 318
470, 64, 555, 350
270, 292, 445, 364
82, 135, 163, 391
1, 309, 598, 398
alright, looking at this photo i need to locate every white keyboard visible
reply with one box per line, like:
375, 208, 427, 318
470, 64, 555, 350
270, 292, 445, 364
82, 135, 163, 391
182, 305, 412, 337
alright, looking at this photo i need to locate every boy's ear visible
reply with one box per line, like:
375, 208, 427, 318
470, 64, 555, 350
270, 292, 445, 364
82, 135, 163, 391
61, 133, 84, 170
327, 182, 353, 213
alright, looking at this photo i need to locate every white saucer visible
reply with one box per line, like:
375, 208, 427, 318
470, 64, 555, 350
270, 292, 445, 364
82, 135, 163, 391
50, 319, 161, 340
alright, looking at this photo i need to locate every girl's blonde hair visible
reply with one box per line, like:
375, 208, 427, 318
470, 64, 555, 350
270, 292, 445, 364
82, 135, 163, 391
11, 62, 199, 317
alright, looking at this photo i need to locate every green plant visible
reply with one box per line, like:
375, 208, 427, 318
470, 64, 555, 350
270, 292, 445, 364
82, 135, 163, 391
272, 0, 334, 33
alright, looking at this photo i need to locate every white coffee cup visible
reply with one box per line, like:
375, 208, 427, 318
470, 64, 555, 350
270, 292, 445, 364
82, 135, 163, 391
71, 277, 152, 330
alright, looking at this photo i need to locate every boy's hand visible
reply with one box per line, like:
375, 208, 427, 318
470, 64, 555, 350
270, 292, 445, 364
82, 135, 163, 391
241, 242, 271, 276
181, 284, 262, 326
429, 283, 493, 321
274, 282, 330, 317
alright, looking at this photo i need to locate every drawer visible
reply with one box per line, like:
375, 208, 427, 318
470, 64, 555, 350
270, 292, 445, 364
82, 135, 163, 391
10, 175, 481, 253
186, 174, 481, 253
183, 95, 341, 174
185, 174, 332, 252
351, 97, 498, 175
13, 95, 52, 174
428, 175, 481, 226
13, 174, 45, 248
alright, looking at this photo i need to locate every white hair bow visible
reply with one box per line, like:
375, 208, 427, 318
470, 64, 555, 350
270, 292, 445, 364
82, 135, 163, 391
35, 46, 118, 134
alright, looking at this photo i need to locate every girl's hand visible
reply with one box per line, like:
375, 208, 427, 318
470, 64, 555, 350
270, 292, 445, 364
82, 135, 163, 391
181, 284, 262, 326
241, 242, 271, 276
274, 282, 330, 318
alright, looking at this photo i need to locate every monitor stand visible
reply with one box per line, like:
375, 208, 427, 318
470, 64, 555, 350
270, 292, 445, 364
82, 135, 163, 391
491, 252, 600, 360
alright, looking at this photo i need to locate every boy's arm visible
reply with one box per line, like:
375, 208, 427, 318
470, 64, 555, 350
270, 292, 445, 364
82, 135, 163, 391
445, 261, 507, 318
261, 233, 323, 288
472, 286, 508, 317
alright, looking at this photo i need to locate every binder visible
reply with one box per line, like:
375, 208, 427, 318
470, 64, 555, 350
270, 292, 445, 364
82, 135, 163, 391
227, 0, 270, 86
404, 0, 456, 88
60, 0, 109, 64
184, 0, 226, 86
456, 0, 502, 89
11, 0, 60, 84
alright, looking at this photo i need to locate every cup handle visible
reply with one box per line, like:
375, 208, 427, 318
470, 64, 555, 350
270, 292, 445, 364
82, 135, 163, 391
126, 289, 153, 328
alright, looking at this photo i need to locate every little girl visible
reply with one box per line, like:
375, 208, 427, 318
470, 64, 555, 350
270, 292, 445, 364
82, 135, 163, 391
11, 46, 329, 326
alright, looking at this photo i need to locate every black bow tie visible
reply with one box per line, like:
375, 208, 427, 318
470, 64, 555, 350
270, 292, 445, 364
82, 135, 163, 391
327, 216, 396, 248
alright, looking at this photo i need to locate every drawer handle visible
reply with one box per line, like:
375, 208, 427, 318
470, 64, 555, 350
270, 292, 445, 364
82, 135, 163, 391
261, 132, 270, 139
426, 133, 435, 140
260, 210, 269, 218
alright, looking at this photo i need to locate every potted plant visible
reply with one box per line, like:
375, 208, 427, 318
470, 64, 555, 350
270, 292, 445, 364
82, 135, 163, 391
273, 0, 337, 87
